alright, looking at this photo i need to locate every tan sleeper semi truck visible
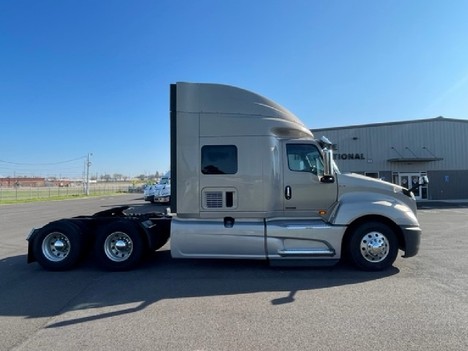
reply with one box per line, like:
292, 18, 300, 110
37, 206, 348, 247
27, 82, 426, 271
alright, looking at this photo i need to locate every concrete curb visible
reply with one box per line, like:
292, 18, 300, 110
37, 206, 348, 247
417, 200, 468, 209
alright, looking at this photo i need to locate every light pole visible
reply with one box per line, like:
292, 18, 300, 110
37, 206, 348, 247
86, 153, 92, 196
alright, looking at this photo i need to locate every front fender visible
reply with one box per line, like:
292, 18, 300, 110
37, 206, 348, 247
331, 192, 419, 227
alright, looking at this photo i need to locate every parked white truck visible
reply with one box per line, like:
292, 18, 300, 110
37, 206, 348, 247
153, 171, 171, 204
27, 82, 425, 271
143, 171, 171, 203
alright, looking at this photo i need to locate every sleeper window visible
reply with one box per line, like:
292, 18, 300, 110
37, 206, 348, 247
201, 145, 238, 174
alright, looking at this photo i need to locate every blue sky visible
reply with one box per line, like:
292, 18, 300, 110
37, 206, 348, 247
1, 0, 468, 179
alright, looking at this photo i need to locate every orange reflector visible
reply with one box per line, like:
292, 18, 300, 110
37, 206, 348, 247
319, 210, 327, 215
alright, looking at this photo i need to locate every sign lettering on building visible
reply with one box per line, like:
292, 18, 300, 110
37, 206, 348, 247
333, 153, 366, 160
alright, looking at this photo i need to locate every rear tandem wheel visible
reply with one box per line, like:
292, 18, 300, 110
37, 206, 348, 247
94, 220, 146, 271
32, 220, 84, 271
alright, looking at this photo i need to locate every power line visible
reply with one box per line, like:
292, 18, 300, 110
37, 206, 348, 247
0, 155, 87, 166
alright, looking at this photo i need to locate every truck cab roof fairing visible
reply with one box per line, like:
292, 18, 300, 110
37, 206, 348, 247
174, 82, 313, 139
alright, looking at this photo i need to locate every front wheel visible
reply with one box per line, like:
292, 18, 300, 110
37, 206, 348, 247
347, 221, 398, 271
94, 220, 145, 271
32, 220, 84, 271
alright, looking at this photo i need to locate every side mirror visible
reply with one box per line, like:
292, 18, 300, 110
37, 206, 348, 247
408, 175, 429, 193
321, 148, 335, 183
420, 175, 429, 185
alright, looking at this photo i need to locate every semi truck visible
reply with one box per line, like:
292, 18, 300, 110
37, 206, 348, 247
26, 82, 426, 272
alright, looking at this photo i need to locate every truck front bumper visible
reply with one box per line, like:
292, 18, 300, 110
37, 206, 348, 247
400, 226, 422, 258
154, 196, 170, 203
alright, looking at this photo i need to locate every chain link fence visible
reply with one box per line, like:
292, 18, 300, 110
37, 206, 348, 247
0, 183, 142, 203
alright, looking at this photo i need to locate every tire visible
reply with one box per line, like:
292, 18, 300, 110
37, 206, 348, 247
32, 220, 84, 271
347, 221, 398, 271
94, 220, 145, 271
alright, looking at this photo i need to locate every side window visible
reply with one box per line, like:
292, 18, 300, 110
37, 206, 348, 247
201, 145, 238, 175
286, 144, 323, 175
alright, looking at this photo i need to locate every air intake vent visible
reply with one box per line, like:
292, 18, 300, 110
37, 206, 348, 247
202, 188, 237, 210
205, 192, 223, 208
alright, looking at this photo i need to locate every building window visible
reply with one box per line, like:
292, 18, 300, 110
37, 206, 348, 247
201, 145, 238, 175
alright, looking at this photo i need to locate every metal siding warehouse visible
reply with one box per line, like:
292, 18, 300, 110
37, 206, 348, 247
311, 117, 468, 200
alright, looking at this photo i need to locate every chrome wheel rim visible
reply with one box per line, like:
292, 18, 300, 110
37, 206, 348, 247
42, 232, 71, 262
360, 231, 389, 263
104, 232, 133, 262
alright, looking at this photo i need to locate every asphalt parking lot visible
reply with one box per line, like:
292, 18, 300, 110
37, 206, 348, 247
0, 194, 467, 351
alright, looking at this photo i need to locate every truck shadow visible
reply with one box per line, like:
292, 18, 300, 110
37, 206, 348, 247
0, 250, 399, 329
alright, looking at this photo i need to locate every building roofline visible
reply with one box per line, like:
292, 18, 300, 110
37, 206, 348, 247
311, 116, 468, 132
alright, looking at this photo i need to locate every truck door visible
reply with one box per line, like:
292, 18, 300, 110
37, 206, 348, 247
282, 142, 338, 216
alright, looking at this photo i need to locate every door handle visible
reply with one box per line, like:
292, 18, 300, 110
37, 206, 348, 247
285, 185, 292, 200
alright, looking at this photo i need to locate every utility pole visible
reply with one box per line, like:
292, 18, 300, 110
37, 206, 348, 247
86, 153, 92, 196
